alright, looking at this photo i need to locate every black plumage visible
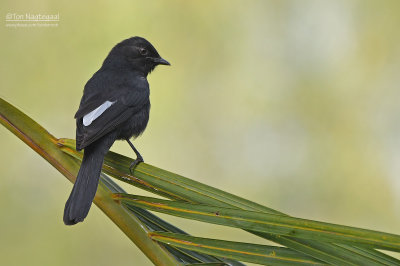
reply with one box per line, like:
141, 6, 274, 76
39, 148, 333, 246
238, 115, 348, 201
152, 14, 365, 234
64, 37, 170, 225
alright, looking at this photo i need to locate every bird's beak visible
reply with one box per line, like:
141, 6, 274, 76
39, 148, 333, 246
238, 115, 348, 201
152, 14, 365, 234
151, 57, 171, 66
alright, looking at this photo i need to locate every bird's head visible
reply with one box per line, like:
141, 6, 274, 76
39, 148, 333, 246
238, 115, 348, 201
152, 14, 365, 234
103, 36, 170, 75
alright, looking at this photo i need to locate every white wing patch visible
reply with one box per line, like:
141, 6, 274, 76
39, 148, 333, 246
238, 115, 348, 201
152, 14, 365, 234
83, 100, 115, 126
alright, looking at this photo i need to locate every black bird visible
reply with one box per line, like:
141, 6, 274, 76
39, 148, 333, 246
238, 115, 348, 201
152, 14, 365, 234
64, 37, 170, 225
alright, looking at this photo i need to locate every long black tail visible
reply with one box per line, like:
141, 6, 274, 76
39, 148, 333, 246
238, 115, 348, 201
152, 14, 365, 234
63, 134, 116, 225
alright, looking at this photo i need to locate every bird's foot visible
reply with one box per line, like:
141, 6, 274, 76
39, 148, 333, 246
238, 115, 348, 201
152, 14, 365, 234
129, 156, 144, 175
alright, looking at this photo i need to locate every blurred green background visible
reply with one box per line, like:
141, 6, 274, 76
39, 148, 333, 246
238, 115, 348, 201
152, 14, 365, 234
1, 1, 400, 265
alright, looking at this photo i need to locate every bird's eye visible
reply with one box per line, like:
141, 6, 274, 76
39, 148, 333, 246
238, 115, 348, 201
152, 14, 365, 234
139, 48, 148, 56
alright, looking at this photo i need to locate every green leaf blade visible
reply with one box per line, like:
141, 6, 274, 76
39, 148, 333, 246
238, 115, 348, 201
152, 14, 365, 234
59, 138, 400, 265
150, 232, 327, 266
115, 194, 400, 252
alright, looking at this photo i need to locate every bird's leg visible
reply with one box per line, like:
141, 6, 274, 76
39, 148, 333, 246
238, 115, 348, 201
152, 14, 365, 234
126, 139, 144, 174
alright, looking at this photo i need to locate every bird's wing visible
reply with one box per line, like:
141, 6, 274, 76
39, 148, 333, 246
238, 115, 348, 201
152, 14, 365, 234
74, 95, 110, 119
82, 100, 115, 126
75, 80, 149, 150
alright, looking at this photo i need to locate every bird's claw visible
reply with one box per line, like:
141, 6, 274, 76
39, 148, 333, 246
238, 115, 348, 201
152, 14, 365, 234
129, 157, 144, 175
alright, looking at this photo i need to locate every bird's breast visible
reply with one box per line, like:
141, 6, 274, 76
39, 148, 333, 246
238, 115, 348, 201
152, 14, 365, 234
117, 102, 150, 140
